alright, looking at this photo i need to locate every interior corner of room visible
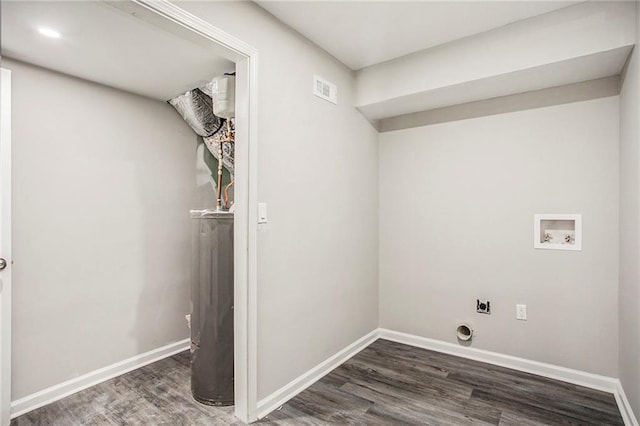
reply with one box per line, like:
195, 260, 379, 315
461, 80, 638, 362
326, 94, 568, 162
1, 0, 639, 425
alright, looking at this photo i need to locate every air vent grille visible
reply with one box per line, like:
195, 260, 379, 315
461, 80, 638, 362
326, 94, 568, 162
313, 75, 337, 104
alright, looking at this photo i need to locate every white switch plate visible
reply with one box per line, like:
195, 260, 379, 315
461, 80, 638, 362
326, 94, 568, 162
258, 202, 267, 224
516, 304, 527, 320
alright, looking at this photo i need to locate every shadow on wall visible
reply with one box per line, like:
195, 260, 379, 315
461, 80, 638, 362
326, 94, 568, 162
131, 132, 202, 355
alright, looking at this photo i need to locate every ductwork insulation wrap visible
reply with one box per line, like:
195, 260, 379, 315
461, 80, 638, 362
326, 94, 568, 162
169, 84, 234, 176
169, 87, 224, 138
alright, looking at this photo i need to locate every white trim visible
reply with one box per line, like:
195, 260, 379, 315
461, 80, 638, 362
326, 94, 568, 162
614, 380, 640, 426
256, 329, 379, 420
0, 67, 13, 426
379, 329, 618, 392
129, 0, 256, 60
10, 339, 190, 419
243, 51, 260, 423
129, 1, 260, 422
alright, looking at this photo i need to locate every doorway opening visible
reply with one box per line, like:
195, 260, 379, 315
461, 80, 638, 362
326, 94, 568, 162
0, 0, 258, 423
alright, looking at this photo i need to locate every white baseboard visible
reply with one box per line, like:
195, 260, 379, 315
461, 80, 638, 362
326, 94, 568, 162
256, 329, 379, 419
614, 379, 640, 426
11, 329, 638, 426
379, 328, 639, 425
379, 329, 618, 392
10, 338, 190, 419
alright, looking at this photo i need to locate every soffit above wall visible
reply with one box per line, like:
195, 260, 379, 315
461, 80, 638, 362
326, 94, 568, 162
362, 46, 631, 123
0, 1, 235, 101
377, 76, 621, 133
355, 1, 635, 125
254, 1, 579, 70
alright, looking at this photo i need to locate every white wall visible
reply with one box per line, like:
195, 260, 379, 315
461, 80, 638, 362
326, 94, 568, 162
175, 1, 380, 400
379, 96, 620, 377
5, 58, 197, 399
619, 2, 640, 418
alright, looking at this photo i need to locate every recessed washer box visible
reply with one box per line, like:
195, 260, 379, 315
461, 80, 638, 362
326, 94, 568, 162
534, 214, 582, 251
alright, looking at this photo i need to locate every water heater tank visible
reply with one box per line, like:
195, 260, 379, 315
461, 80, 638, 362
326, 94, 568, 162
190, 210, 234, 406
211, 74, 236, 119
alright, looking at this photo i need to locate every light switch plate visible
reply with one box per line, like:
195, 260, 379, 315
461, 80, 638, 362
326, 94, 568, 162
516, 304, 527, 320
258, 202, 267, 224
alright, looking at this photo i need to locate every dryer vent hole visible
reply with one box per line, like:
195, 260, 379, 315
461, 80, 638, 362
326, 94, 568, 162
457, 324, 473, 341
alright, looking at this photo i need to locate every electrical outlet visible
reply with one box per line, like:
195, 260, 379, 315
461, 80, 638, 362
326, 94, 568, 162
477, 299, 490, 314
516, 304, 527, 320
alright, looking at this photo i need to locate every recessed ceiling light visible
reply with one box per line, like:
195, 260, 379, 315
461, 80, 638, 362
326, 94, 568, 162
37, 27, 61, 39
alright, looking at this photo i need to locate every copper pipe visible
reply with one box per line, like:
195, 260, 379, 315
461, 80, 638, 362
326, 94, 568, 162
216, 140, 223, 210
215, 119, 234, 211
226, 119, 234, 143
224, 180, 235, 209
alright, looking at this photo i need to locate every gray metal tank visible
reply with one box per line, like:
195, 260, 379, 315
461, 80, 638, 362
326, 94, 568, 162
190, 210, 234, 406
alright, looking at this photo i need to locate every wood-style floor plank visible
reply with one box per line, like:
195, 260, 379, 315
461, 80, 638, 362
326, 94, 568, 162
12, 339, 624, 425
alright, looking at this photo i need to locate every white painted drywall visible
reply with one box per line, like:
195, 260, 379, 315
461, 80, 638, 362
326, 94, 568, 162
378, 76, 620, 133
379, 97, 619, 377
175, 1, 379, 400
5, 58, 197, 399
356, 1, 635, 121
619, 2, 640, 418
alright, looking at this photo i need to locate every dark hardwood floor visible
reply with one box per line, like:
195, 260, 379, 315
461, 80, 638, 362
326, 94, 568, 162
12, 339, 624, 425
263, 340, 623, 425
11, 350, 240, 426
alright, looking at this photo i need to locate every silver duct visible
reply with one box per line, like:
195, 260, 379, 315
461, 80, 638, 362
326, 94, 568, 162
170, 81, 235, 210
169, 85, 224, 138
